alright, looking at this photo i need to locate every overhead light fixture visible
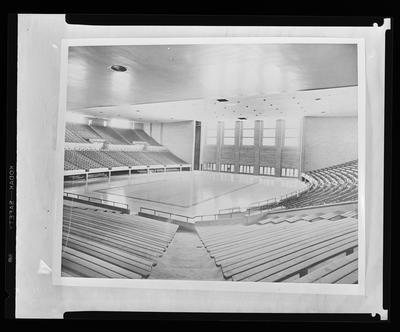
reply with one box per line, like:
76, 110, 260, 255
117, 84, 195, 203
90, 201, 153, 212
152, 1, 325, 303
238, 117, 247, 120
217, 99, 229, 102
109, 65, 128, 72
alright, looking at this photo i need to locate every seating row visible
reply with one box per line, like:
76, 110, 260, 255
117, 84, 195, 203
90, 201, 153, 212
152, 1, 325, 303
64, 150, 187, 170
62, 205, 179, 278
196, 208, 358, 283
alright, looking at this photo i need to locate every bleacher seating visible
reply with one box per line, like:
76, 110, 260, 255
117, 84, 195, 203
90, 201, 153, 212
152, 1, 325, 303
66, 123, 103, 141
134, 129, 162, 146
64, 122, 188, 171
112, 128, 148, 144
90, 125, 131, 145
62, 205, 179, 278
279, 160, 358, 209
78, 150, 124, 168
64, 150, 104, 170
65, 128, 86, 143
102, 151, 140, 167
196, 208, 358, 283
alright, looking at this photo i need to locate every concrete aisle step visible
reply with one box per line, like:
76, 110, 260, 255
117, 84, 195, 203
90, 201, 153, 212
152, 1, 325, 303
148, 229, 225, 280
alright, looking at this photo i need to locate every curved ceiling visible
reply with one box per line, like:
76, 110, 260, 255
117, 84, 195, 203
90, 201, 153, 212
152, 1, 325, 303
67, 43, 358, 121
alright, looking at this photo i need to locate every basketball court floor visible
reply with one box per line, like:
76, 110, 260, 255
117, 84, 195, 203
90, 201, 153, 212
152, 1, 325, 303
64, 171, 306, 217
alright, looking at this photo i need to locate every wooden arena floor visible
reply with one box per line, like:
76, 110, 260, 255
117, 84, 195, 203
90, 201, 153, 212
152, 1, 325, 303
65, 171, 306, 216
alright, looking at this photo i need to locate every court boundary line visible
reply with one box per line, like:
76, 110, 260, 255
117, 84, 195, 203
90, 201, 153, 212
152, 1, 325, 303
96, 181, 260, 209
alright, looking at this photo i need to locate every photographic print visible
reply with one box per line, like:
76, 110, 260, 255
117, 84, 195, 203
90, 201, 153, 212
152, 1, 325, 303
60, 40, 362, 284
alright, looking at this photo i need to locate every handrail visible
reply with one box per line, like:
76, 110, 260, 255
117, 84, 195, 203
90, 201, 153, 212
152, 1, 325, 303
63, 192, 129, 210
139, 207, 235, 224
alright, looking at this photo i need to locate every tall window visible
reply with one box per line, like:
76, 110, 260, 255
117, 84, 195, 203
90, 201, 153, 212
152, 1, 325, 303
220, 163, 235, 173
284, 118, 301, 147
241, 121, 254, 146
206, 123, 218, 145
262, 119, 276, 146
260, 166, 275, 176
239, 165, 254, 174
203, 162, 216, 171
223, 121, 236, 145
281, 167, 299, 178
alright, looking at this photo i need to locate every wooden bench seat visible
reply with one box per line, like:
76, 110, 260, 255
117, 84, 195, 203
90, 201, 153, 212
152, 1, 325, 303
63, 231, 154, 268
319, 211, 344, 220
62, 235, 153, 276
238, 238, 357, 282
290, 251, 358, 283
211, 218, 356, 264
285, 215, 306, 223
62, 224, 163, 260
62, 205, 179, 278
221, 222, 357, 278
63, 213, 172, 247
63, 220, 166, 254
62, 247, 142, 279
64, 207, 177, 238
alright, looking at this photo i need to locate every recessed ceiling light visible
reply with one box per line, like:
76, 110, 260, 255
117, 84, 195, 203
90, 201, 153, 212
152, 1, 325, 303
109, 65, 127, 72
315, 98, 321, 101
238, 117, 247, 120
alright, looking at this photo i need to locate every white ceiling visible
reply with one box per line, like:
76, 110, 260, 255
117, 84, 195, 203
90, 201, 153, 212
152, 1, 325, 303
74, 86, 357, 123
67, 43, 358, 122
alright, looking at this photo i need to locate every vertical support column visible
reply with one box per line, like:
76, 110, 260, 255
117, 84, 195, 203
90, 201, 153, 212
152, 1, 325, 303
85, 172, 88, 184
193, 121, 201, 170
216, 121, 223, 172
254, 120, 262, 175
299, 116, 306, 178
234, 120, 241, 174
108, 170, 111, 182
276, 119, 285, 177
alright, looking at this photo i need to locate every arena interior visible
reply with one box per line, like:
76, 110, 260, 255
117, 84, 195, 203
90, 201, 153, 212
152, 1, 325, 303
61, 43, 359, 283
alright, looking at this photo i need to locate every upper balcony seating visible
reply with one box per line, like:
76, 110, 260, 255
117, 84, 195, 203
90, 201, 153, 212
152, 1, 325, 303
89, 125, 131, 145
112, 128, 147, 144
66, 123, 102, 142
64, 122, 189, 171
196, 207, 358, 283
65, 128, 87, 143
135, 130, 161, 146
62, 205, 179, 278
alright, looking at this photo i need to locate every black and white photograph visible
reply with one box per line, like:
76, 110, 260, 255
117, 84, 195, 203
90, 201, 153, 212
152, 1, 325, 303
13, 14, 391, 318
59, 40, 363, 284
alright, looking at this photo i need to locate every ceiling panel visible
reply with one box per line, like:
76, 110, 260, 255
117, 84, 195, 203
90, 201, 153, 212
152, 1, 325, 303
67, 43, 358, 111
72, 86, 358, 123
